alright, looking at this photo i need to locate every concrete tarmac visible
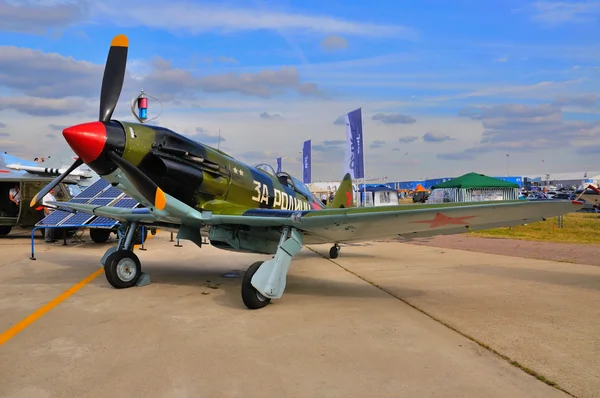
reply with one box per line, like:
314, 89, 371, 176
311, 240, 600, 398
0, 231, 593, 397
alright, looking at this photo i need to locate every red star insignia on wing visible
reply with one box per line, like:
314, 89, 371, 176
411, 212, 476, 228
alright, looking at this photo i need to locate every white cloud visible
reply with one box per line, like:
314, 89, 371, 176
438, 102, 600, 163
0, 0, 88, 34
0, 96, 91, 116
89, 0, 417, 39
529, 1, 600, 25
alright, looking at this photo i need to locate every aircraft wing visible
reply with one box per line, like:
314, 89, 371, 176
208, 200, 582, 243
49, 201, 157, 223
49, 198, 581, 245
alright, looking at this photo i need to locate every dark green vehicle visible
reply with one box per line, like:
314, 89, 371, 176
0, 174, 79, 236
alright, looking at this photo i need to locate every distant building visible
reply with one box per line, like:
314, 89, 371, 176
523, 171, 600, 189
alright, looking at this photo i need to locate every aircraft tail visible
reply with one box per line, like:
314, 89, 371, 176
327, 173, 355, 208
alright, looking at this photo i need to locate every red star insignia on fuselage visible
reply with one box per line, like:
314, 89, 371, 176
411, 212, 476, 228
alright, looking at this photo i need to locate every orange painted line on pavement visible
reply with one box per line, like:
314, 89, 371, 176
0, 267, 103, 347
0, 229, 159, 348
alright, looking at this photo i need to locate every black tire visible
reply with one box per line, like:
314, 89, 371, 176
329, 246, 339, 259
104, 250, 141, 289
0, 226, 11, 236
90, 228, 111, 244
241, 261, 271, 309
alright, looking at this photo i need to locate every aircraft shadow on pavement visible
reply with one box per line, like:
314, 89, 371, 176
458, 264, 600, 291
141, 263, 419, 310
14, 242, 423, 308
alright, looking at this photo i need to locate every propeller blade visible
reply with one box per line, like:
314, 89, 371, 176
99, 34, 129, 123
30, 158, 83, 207
106, 151, 166, 210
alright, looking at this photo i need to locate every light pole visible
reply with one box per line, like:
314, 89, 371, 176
506, 153, 510, 176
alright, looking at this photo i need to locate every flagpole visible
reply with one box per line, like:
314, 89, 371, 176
361, 107, 366, 206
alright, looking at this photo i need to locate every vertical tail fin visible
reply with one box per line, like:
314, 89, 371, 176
327, 173, 354, 208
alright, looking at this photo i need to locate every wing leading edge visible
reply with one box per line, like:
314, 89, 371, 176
49, 201, 157, 223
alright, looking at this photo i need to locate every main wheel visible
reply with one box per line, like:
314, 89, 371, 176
0, 226, 11, 236
90, 228, 111, 243
241, 261, 271, 309
329, 245, 339, 259
104, 250, 141, 289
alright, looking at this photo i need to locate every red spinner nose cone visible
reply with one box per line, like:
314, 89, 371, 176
62, 122, 107, 163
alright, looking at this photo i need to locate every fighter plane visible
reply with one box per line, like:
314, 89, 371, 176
31, 34, 582, 309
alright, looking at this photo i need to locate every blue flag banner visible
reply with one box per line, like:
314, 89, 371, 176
276, 157, 282, 173
302, 139, 311, 184
343, 108, 364, 179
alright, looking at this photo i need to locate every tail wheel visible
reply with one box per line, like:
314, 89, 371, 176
329, 245, 340, 259
241, 261, 271, 309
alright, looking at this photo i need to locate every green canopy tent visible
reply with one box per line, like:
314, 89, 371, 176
428, 172, 520, 203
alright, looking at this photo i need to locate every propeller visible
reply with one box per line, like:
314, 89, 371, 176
30, 35, 128, 208
99, 34, 129, 122
106, 151, 166, 210
31, 34, 168, 212
30, 158, 83, 207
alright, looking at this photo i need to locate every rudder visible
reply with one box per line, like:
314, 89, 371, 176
327, 173, 355, 208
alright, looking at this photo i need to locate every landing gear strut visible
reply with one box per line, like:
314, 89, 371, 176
329, 243, 340, 259
101, 222, 143, 288
241, 227, 303, 309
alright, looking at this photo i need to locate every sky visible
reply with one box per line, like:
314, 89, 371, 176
0, 0, 598, 182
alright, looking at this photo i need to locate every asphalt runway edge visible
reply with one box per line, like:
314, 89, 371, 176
306, 246, 578, 398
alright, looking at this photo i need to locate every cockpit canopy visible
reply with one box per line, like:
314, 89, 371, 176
254, 163, 318, 203
254, 163, 277, 177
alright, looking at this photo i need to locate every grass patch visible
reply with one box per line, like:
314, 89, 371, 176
473, 212, 600, 245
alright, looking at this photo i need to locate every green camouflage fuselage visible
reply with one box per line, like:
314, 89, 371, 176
113, 121, 324, 215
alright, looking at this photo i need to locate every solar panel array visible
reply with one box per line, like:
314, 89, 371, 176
36, 178, 140, 229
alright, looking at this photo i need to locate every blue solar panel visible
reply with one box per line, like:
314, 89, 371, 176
36, 178, 141, 228
114, 198, 138, 208
87, 197, 140, 228
38, 210, 73, 226
63, 211, 95, 226
76, 179, 110, 199
97, 186, 122, 198
88, 198, 113, 206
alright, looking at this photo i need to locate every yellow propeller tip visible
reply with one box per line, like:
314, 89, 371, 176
155, 188, 166, 211
30, 196, 37, 207
111, 34, 128, 48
